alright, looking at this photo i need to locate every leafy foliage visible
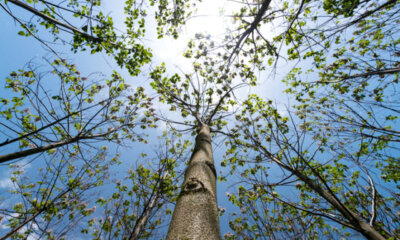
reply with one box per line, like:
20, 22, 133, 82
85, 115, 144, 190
1, 0, 400, 239
0, 59, 155, 165
2, 0, 199, 75
218, 0, 400, 238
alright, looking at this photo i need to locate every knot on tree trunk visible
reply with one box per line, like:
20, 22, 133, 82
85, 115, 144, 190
195, 134, 211, 145
181, 177, 206, 196
198, 137, 211, 144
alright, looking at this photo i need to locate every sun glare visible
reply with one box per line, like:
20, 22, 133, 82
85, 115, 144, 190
154, 0, 232, 65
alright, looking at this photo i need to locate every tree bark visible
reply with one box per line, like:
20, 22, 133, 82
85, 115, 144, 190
129, 194, 159, 240
166, 124, 220, 240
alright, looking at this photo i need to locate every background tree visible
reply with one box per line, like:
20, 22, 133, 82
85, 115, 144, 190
215, 0, 400, 239
223, 95, 395, 239
0, 57, 159, 239
82, 132, 190, 240
0, 59, 155, 165
1, 144, 112, 240
0, 130, 188, 239
1, 0, 200, 75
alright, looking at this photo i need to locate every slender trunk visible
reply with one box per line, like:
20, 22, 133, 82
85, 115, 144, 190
0, 189, 70, 240
293, 169, 386, 240
258, 141, 387, 240
166, 124, 220, 240
270, 152, 386, 239
129, 194, 159, 240
0, 210, 42, 240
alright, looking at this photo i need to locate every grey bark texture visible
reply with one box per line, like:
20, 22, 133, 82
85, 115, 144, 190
166, 124, 221, 240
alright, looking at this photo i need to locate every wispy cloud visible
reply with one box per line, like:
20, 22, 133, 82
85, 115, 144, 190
0, 177, 12, 189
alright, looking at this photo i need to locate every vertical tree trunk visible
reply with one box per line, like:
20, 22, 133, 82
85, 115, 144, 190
166, 124, 220, 240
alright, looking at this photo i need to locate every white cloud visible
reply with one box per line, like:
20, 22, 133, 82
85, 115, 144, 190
0, 177, 13, 189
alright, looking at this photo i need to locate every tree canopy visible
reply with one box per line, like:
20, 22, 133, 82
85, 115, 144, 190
0, 0, 399, 239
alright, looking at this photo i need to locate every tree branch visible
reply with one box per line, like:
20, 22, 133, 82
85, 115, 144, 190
228, 0, 272, 63
6, 0, 97, 41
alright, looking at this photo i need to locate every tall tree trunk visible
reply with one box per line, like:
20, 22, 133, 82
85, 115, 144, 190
166, 124, 220, 240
